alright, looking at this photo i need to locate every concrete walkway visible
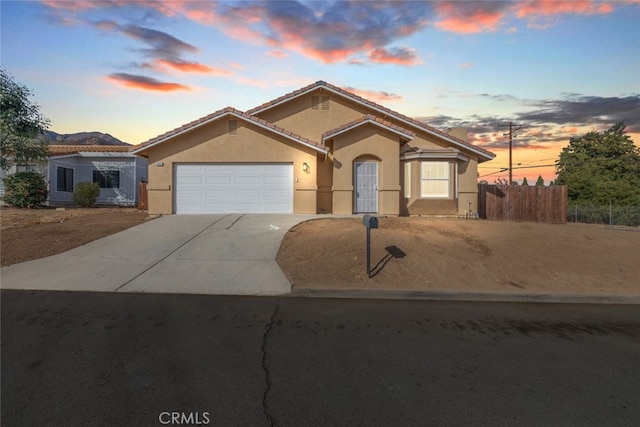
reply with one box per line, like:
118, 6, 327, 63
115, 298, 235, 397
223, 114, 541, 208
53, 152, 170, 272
0, 214, 317, 295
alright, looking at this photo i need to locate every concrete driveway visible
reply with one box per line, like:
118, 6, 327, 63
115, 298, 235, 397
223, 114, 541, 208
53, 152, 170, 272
0, 214, 317, 295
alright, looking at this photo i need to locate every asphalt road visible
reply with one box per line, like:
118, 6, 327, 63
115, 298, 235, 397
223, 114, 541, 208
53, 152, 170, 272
2, 291, 639, 426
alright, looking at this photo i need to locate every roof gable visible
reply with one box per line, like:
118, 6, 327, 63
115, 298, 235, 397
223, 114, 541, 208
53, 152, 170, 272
323, 115, 415, 142
131, 107, 328, 155
248, 81, 494, 161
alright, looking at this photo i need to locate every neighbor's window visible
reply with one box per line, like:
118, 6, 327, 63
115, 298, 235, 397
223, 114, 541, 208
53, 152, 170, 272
420, 162, 450, 198
16, 164, 39, 173
311, 95, 329, 110
93, 170, 120, 189
57, 167, 74, 192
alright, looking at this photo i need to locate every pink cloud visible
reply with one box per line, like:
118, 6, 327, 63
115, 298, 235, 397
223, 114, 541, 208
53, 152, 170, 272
344, 87, 403, 103
266, 50, 288, 59
514, 1, 615, 18
154, 59, 230, 75
107, 73, 190, 92
368, 47, 420, 66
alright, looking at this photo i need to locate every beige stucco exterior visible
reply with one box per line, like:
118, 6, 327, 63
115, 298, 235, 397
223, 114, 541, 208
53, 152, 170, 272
132, 82, 495, 216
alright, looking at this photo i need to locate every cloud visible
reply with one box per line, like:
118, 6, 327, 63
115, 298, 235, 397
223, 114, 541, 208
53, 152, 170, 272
345, 87, 403, 103
368, 47, 419, 65
435, 1, 506, 33
153, 59, 230, 75
514, 1, 614, 18
266, 50, 288, 59
41, 0, 633, 72
515, 94, 640, 125
107, 73, 191, 92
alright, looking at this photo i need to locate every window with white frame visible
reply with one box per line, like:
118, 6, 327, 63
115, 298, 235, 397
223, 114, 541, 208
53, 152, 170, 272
420, 162, 450, 198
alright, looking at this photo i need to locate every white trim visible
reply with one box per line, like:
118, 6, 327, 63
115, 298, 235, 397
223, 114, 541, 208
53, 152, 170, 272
252, 84, 494, 161
132, 111, 328, 156
401, 151, 469, 162
323, 118, 414, 142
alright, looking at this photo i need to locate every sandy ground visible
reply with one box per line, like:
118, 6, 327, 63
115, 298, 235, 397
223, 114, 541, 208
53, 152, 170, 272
277, 217, 640, 295
1, 207, 149, 266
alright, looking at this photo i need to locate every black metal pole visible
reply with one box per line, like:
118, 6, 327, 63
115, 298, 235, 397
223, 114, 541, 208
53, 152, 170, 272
366, 227, 371, 277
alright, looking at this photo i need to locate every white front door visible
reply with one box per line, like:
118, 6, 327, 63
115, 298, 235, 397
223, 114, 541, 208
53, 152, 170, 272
174, 163, 293, 214
354, 162, 378, 213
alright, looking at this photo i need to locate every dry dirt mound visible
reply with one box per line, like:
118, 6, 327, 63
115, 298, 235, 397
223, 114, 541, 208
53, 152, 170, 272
277, 217, 640, 295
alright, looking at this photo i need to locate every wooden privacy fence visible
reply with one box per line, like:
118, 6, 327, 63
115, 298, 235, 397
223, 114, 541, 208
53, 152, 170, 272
477, 184, 567, 223
138, 181, 148, 210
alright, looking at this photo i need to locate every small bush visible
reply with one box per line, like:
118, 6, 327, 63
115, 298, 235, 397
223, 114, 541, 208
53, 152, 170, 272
2, 171, 48, 208
73, 182, 100, 207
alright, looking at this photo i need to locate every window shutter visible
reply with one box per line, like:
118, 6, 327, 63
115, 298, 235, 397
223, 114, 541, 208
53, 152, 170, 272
311, 96, 319, 110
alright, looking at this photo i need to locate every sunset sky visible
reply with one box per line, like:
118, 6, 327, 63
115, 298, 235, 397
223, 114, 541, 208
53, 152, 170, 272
2, 0, 639, 183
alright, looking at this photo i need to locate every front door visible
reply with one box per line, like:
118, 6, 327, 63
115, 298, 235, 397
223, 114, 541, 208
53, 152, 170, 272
354, 162, 378, 213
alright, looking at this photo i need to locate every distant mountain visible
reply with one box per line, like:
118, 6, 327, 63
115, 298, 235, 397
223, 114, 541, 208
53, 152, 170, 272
42, 130, 130, 146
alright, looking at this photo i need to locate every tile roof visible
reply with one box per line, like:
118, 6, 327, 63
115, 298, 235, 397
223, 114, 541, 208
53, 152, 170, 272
48, 145, 132, 156
247, 81, 495, 160
323, 114, 416, 141
131, 107, 328, 155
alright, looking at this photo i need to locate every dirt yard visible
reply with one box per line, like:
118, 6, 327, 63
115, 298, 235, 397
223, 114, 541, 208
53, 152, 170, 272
1, 207, 149, 266
277, 217, 640, 296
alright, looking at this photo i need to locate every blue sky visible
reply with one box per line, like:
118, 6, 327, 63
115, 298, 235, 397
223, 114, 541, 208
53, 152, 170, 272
2, 0, 639, 182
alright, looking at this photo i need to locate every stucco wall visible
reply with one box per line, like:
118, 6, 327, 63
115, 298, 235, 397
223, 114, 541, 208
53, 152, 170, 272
257, 90, 369, 143
143, 118, 319, 214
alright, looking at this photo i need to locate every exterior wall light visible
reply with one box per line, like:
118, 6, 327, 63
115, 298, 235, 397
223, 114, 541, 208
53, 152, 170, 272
302, 162, 309, 173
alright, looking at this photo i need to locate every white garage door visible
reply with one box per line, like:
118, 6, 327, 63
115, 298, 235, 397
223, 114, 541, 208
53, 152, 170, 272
174, 164, 293, 214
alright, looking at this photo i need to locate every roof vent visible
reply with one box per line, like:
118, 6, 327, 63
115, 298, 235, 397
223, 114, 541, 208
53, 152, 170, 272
229, 119, 237, 135
311, 95, 329, 110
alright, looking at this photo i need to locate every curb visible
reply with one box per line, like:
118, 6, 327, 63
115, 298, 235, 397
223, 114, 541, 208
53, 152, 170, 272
290, 288, 640, 305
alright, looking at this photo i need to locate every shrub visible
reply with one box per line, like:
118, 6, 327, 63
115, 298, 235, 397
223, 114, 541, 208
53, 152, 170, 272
2, 171, 48, 208
73, 182, 100, 207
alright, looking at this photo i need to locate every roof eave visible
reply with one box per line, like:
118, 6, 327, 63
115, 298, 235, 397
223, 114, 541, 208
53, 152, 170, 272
323, 119, 415, 143
251, 83, 493, 161
131, 110, 328, 156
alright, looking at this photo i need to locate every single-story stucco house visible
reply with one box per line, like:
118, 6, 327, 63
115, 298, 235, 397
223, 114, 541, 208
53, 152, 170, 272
1, 145, 147, 206
131, 81, 495, 216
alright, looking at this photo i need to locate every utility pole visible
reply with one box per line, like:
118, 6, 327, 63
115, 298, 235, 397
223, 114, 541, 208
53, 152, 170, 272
500, 122, 525, 185
508, 122, 513, 185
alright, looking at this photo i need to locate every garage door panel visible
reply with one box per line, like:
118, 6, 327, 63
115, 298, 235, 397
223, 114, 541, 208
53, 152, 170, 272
175, 164, 293, 214
205, 175, 233, 185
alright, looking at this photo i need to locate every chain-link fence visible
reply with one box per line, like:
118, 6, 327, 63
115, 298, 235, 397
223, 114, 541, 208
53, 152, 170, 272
568, 203, 640, 226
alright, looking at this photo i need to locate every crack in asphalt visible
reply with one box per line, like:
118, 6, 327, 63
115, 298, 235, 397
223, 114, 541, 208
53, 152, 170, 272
262, 299, 280, 426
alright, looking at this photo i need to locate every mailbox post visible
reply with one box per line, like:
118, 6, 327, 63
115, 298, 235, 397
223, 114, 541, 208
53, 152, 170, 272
362, 215, 378, 277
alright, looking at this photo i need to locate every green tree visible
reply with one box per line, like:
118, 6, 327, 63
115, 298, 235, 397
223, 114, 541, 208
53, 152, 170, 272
0, 69, 50, 171
535, 175, 545, 186
521, 177, 529, 186
555, 122, 640, 205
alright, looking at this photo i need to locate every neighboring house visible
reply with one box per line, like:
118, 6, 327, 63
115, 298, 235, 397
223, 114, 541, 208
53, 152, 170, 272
0, 161, 48, 197
1, 145, 148, 206
132, 81, 495, 215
